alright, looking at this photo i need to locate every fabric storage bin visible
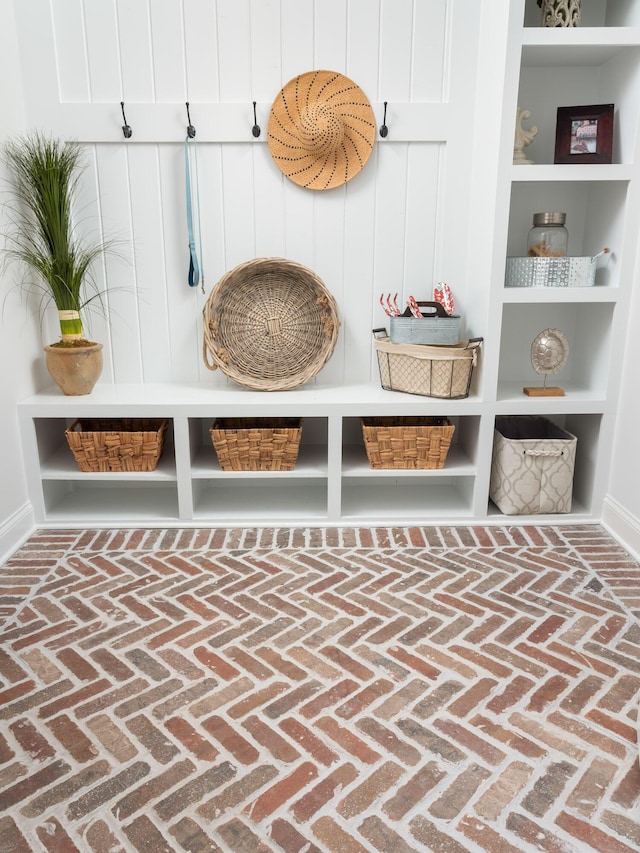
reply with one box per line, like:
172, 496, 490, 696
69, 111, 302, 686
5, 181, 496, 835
210, 418, 302, 471
390, 302, 461, 345
373, 330, 482, 399
65, 419, 168, 472
361, 417, 455, 469
490, 416, 576, 515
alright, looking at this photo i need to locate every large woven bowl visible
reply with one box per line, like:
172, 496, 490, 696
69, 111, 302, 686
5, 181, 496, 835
203, 258, 340, 391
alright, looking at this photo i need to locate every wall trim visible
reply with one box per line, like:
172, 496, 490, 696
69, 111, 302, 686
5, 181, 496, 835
0, 502, 36, 566
601, 495, 640, 562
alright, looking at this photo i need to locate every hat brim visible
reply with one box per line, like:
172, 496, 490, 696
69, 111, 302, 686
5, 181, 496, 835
267, 70, 376, 191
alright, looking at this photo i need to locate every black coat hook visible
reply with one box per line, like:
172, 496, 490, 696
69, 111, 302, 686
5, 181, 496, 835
252, 101, 261, 138
379, 101, 388, 138
120, 102, 132, 138
186, 102, 196, 138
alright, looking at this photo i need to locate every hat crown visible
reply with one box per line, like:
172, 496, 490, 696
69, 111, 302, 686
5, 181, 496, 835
299, 103, 344, 154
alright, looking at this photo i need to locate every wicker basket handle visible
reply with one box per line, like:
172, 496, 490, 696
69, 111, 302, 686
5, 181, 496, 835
202, 338, 219, 372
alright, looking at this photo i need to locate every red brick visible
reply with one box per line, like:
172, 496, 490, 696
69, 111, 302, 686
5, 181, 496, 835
154, 762, 236, 821
586, 708, 637, 742
269, 818, 323, 853
383, 761, 446, 819
475, 760, 534, 820
555, 810, 639, 853
20, 760, 112, 818
35, 816, 81, 852
193, 646, 240, 680
0, 816, 34, 853
319, 646, 374, 680
458, 814, 522, 852
9, 718, 55, 761
122, 815, 175, 853
506, 811, 577, 852
337, 761, 404, 818
112, 758, 195, 820
311, 816, 371, 853
314, 716, 381, 764
201, 715, 260, 765
197, 765, 278, 821
355, 717, 421, 765
291, 763, 359, 822
300, 678, 360, 718
278, 717, 338, 766
164, 717, 220, 762
56, 648, 100, 681
245, 761, 318, 821
227, 682, 291, 719
241, 715, 300, 762
0, 760, 71, 810
433, 717, 506, 765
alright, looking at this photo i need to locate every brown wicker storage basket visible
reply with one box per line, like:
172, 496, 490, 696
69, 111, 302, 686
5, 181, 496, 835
203, 258, 340, 391
373, 331, 482, 399
65, 419, 168, 472
361, 417, 455, 469
210, 418, 303, 471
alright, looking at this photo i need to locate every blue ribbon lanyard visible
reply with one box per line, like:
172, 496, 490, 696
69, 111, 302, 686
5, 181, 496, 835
185, 136, 204, 292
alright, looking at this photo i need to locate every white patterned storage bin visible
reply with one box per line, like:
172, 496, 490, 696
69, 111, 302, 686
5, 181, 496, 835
490, 416, 577, 515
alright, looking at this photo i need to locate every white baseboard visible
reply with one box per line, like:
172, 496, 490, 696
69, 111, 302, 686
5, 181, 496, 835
0, 502, 36, 566
601, 496, 640, 563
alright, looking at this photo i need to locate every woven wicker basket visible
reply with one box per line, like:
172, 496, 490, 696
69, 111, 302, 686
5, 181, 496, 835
203, 258, 340, 391
210, 418, 303, 471
65, 419, 168, 472
361, 417, 455, 469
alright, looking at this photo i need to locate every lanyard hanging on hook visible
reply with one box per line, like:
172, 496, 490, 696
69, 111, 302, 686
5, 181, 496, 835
184, 103, 204, 293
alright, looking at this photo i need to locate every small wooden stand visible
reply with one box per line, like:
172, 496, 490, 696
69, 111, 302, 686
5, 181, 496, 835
523, 386, 565, 397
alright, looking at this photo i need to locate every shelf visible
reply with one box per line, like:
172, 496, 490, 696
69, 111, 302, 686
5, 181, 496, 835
341, 478, 475, 520
192, 479, 328, 521
502, 286, 619, 302
510, 164, 633, 181
341, 444, 476, 477
521, 30, 640, 67
41, 482, 179, 523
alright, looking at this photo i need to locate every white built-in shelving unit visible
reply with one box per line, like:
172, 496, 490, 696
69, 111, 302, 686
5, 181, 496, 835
17, 0, 640, 529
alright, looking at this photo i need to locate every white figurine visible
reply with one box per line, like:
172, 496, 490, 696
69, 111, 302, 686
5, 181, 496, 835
514, 107, 538, 165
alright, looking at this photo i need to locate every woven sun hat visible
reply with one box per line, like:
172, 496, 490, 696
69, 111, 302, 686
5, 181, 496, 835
267, 69, 376, 190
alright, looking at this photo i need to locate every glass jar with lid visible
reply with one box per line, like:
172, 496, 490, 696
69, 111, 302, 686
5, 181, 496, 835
527, 212, 568, 257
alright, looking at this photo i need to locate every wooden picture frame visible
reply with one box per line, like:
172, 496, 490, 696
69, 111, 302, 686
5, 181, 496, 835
554, 104, 614, 165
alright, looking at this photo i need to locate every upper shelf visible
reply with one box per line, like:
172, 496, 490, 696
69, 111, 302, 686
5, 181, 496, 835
521, 28, 640, 66
510, 164, 634, 181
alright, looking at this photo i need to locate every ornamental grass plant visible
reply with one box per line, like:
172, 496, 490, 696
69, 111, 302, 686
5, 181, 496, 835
2, 131, 113, 346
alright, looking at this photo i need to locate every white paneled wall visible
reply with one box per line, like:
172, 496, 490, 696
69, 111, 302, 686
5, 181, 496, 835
14, 0, 484, 389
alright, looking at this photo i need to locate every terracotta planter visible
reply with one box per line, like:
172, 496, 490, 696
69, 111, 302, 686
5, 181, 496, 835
540, 0, 581, 27
44, 342, 103, 396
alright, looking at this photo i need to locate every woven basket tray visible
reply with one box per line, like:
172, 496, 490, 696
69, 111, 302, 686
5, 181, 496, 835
373, 331, 482, 399
361, 417, 455, 469
65, 419, 168, 472
210, 418, 303, 471
203, 258, 340, 391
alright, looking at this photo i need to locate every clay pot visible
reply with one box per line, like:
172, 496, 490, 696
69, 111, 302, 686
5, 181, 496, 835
44, 342, 104, 396
540, 0, 581, 27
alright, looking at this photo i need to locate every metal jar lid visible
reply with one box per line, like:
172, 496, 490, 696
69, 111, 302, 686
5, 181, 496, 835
532, 212, 566, 226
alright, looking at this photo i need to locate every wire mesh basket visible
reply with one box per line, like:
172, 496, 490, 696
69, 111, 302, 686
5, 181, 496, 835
203, 258, 340, 391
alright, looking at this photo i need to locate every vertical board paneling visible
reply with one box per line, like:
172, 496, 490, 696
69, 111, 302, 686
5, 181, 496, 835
412, 0, 447, 101
314, 0, 347, 71
52, 0, 90, 102
217, 0, 251, 101
125, 145, 173, 382
83, 0, 121, 103
249, 0, 282, 100
404, 143, 441, 294
342, 165, 378, 384
158, 145, 200, 382
94, 145, 142, 381
220, 145, 257, 267
379, 0, 414, 101
280, 0, 314, 82
347, 0, 380, 100
117, 0, 155, 102
15, 0, 480, 389
183, 0, 219, 101
149, 0, 186, 102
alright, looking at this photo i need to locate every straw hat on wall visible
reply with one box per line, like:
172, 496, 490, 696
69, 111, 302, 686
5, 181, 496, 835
267, 70, 376, 190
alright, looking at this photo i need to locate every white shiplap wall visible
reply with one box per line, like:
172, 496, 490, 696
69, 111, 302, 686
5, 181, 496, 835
14, 0, 484, 389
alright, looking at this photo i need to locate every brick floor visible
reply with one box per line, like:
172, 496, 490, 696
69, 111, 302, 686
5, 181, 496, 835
0, 524, 639, 852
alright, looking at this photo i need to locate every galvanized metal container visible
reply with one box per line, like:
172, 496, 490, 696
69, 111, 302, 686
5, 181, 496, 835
504, 252, 609, 288
389, 301, 461, 345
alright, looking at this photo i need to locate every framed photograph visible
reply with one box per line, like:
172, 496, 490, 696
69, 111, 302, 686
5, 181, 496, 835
554, 104, 614, 164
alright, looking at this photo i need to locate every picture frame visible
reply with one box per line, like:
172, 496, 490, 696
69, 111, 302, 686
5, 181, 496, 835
554, 104, 614, 165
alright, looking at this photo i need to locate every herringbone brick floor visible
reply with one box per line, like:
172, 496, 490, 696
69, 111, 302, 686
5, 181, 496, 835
0, 525, 639, 853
